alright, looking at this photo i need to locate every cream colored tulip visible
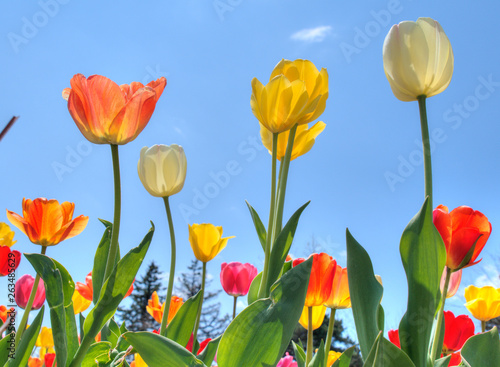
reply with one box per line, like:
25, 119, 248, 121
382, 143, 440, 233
383, 17, 453, 101
137, 144, 187, 197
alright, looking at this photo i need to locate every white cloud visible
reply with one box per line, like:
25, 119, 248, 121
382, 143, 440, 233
291, 26, 332, 43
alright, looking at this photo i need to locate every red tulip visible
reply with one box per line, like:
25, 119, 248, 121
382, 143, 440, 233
220, 262, 258, 297
44, 353, 56, 367
443, 311, 474, 353
186, 333, 211, 355
448, 352, 462, 366
15, 274, 45, 310
388, 329, 401, 348
433, 205, 491, 270
0, 246, 21, 276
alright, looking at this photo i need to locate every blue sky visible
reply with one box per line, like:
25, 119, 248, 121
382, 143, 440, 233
2, 0, 500, 339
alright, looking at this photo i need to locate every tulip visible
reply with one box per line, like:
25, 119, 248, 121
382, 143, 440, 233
0, 246, 21, 277
442, 311, 474, 354
63, 74, 166, 145
44, 353, 56, 367
131, 353, 147, 367
325, 351, 342, 366
186, 334, 211, 355
388, 329, 401, 348
464, 285, 500, 322
220, 262, 257, 297
0, 305, 14, 323
293, 253, 336, 307
433, 205, 491, 270
36, 326, 54, 348
448, 352, 462, 366
137, 144, 187, 197
260, 121, 326, 161
441, 268, 462, 298
277, 353, 298, 367
28, 357, 43, 367
76, 271, 134, 302
251, 59, 328, 133
188, 223, 234, 263
0, 222, 16, 247
299, 304, 326, 330
15, 274, 45, 310
6, 198, 88, 247
72, 288, 91, 314
324, 265, 350, 309
146, 291, 183, 324
383, 17, 454, 102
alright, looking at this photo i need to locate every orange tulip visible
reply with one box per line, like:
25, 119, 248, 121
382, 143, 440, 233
28, 357, 43, 367
63, 74, 166, 145
146, 291, 183, 324
75, 271, 134, 302
293, 253, 336, 307
72, 288, 91, 314
433, 205, 491, 270
6, 198, 88, 247
324, 265, 351, 309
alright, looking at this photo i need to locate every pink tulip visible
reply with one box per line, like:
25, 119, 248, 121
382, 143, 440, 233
15, 274, 46, 310
277, 353, 298, 367
220, 262, 258, 297
440, 268, 462, 298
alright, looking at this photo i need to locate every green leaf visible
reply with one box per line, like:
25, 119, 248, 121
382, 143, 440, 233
166, 290, 202, 347
246, 201, 267, 251
247, 271, 262, 305
197, 335, 220, 366
81, 342, 112, 367
309, 339, 325, 367
345, 229, 383, 360
433, 355, 451, 367
101, 318, 120, 348
79, 313, 85, 341
7, 306, 44, 367
93, 219, 113, 304
217, 257, 313, 367
0, 332, 15, 366
292, 340, 306, 367
81, 225, 154, 353
265, 201, 310, 292
123, 331, 206, 367
331, 346, 355, 367
398, 198, 446, 367
25, 254, 73, 367
363, 332, 415, 367
461, 327, 500, 367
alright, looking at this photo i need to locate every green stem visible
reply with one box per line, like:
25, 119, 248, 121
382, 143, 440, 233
259, 133, 279, 299
430, 267, 451, 361
15, 246, 47, 347
193, 262, 206, 347
418, 95, 433, 209
233, 296, 237, 320
482, 321, 486, 333
104, 144, 122, 282
160, 196, 176, 337
306, 306, 313, 365
325, 308, 336, 366
70, 334, 94, 367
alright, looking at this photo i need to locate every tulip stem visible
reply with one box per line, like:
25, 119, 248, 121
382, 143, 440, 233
482, 321, 486, 333
193, 261, 206, 349
418, 95, 433, 208
104, 144, 122, 283
325, 308, 336, 366
430, 266, 451, 361
233, 296, 238, 320
306, 306, 313, 365
259, 133, 279, 299
160, 196, 176, 337
15, 246, 47, 347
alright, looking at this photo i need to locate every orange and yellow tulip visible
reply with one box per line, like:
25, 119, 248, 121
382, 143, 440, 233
188, 223, 234, 263
63, 74, 166, 145
324, 265, 351, 309
464, 285, 500, 322
72, 288, 91, 314
326, 350, 342, 366
75, 271, 134, 302
146, 291, 183, 324
6, 198, 88, 247
299, 304, 326, 330
28, 357, 43, 367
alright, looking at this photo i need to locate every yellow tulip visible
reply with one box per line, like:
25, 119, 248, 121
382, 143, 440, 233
299, 305, 326, 330
324, 265, 351, 309
260, 121, 326, 161
0, 223, 16, 247
383, 17, 453, 101
72, 288, 91, 314
137, 144, 187, 197
464, 285, 500, 322
326, 350, 342, 366
188, 223, 234, 263
131, 353, 148, 367
36, 326, 54, 348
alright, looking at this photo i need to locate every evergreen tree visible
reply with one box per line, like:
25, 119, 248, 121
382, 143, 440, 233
175, 259, 230, 340
116, 261, 165, 331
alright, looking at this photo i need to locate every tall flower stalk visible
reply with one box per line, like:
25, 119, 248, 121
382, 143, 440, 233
160, 196, 176, 336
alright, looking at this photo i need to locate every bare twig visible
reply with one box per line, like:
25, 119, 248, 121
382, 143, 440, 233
0, 116, 20, 142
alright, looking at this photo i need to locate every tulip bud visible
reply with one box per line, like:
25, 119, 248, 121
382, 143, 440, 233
188, 223, 234, 263
15, 274, 46, 310
383, 17, 454, 101
138, 144, 187, 197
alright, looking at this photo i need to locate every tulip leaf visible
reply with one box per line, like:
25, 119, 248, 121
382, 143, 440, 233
363, 332, 415, 367
101, 318, 121, 348
292, 340, 306, 367
433, 355, 451, 367
398, 197, 446, 367
81, 342, 112, 367
345, 228, 383, 360
0, 332, 14, 366
461, 327, 500, 367
7, 306, 44, 367
246, 201, 267, 251
79, 313, 85, 341
93, 219, 113, 304
265, 201, 310, 293
79, 225, 154, 360
123, 331, 206, 367
331, 346, 355, 367
217, 257, 313, 367
309, 339, 325, 367
166, 290, 202, 347
197, 335, 220, 366
247, 271, 262, 305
